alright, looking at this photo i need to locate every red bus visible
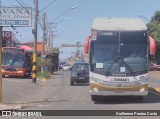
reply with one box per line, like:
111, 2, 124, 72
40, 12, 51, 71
2, 46, 32, 78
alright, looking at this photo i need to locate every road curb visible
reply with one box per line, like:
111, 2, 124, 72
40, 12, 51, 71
0, 103, 21, 110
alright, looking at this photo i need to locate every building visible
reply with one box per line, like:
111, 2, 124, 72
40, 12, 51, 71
23, 40, 47, 53
2, 31, 20, 47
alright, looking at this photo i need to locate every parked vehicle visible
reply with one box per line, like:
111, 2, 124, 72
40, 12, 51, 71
149, 63, 160, 71
62, 64, 70, 71
70, 62, 89, 85
59, 61, 66, 70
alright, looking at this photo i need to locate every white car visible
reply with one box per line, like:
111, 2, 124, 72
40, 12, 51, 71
62, 64, 70, 71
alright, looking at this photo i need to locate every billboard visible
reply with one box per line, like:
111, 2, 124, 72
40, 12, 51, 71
2, 31, 12, 40
62, 44, 84, 47
0, 7, 32, 27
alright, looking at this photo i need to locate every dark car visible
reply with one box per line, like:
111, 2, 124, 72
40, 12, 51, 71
70, 62, 89, 85
149, 63, 160, 71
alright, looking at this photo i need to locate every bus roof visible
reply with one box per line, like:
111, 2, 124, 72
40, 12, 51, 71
92, 17, 147, 31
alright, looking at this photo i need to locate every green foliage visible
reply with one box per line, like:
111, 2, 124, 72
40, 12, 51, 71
36, 57, 51, 79
147, 10, 160, 43
75, 41, 81, 58
147, 10, 160, 64
53, 47, 60, 53
37, 71, 51, 79
37, 57, 51, 69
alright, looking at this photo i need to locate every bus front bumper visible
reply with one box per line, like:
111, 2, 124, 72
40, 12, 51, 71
1, 69, 25, 77
90, 83, 148, 96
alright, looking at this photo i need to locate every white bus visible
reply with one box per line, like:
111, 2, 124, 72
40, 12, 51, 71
84, 17, 156, 101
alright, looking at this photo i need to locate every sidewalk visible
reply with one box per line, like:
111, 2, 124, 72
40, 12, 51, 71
0, 74, 55, 110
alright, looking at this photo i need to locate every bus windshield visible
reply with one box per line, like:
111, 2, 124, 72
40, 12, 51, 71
2, 49, 25, 68
90, 31, 148, 76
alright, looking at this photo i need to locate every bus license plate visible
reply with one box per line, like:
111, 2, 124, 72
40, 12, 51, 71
79, 77, 84, 79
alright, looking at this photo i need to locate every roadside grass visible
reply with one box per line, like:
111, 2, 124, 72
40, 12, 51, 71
37, 71, 51, 80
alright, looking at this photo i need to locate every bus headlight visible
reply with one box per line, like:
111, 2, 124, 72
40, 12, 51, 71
137, 75, 148, 83
18, 71, 23, 73
1, 69, 5, 72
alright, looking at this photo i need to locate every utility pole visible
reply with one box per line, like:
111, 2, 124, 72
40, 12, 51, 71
42, 12, 46, 55
47, 22, 51, 52
0, 0, 2, 103
0, 26, 3, 103
41, 12, 46, 73
50, 23, 57, 52
32, 0, 38, 83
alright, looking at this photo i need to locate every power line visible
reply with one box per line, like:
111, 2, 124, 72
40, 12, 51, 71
19, 0, 30, 7
39, 0, 56, 13
15, 0, 43, 29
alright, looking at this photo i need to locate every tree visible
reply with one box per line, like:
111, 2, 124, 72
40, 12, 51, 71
52, 47, 59, 53
147, 11, 160, 43
74, 41, 81, 59
147, 11, 160, 63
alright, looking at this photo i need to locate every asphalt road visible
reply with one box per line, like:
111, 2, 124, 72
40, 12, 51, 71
1, 71, 160, 119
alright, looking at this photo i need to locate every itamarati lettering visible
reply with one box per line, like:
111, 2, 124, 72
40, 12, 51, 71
0, 8, 30, 15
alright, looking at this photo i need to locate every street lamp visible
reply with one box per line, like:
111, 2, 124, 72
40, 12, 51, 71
55, 17, 69, 25
52, 5, 77, 22
47, 6, 77, 53
138, 14, 150, 22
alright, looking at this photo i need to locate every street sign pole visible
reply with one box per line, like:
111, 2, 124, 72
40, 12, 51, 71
0, 26, 3, 103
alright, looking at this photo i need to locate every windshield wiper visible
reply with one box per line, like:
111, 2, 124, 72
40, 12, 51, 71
105, 56, 135, 76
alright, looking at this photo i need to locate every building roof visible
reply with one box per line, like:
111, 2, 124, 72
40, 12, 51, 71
92, 17, 147, 31
23, 40, 45, 44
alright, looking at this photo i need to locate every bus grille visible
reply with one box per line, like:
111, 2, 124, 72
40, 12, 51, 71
5, 68, 17, 71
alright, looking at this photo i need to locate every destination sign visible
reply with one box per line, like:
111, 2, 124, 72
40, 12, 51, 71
97, 31, 118, 36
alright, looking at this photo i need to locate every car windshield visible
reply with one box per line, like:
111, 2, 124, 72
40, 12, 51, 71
64, 64, 70, 66
59, 62, 66, 65
73, 63, 89, 70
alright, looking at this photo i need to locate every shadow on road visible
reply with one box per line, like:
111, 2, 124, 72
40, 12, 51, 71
94, 91, 160, 104
72, 83, 89, 86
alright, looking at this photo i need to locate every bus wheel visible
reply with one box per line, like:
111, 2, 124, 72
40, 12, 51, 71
70, 80, 74, 86
136, 96, 144, 100
2, 75, 5, 78
91, 95, 99, 102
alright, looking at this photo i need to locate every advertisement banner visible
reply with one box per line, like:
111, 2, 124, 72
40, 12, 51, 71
0, 7, 32, 27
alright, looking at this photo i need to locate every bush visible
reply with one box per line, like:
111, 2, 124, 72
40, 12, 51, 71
36, 57, 52, 79
37, 71, 51, 79
37, 57, 52, 72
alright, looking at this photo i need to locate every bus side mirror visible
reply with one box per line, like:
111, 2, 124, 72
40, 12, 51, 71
148, 36, 156, 56
84, 36, 90, 54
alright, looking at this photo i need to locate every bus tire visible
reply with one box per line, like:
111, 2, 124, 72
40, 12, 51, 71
91, 95, 99, 102
2, 75, 5, 78
136, 96, 144, 100
70, 80, 74, 86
